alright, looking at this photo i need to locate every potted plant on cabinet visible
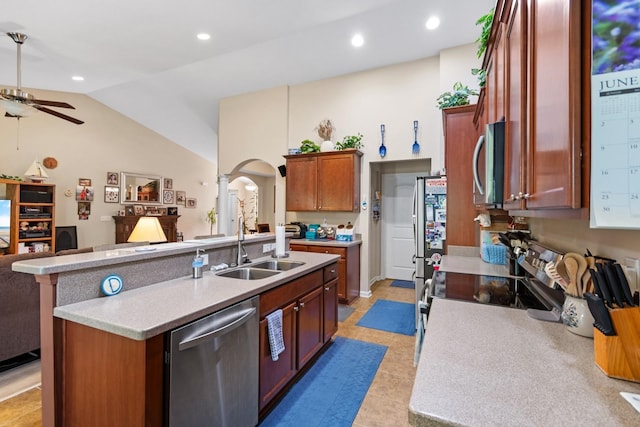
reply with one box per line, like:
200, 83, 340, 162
335, 133, 364, 150
436, 82, 478, 110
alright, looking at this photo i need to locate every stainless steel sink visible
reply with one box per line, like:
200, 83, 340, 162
216, 268, 281, 280
250, 260, 306, 271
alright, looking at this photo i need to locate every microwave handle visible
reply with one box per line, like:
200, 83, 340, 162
472, 134, 485, 196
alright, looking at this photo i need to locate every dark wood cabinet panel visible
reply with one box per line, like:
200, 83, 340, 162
258, 301, 297, 411
296, 286, 323, 367
113, 215, 180, 243
285, 151, 362, 212
443, 105, 478, 248
306, 244, 360, 304
323, 278, 338, 342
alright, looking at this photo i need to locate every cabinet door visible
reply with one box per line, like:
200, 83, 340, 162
259, 301, 297, 411
297, 286, 323, 368
526, 0, 582, 209
503, 0, 527, 210
317, 153, 359, 211
323, 278, 338, 342
285, 156, 317, 211
289, 243, 308, 252
307, 246, 347, 301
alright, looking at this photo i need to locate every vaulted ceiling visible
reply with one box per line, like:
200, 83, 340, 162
1, 0, 494, 162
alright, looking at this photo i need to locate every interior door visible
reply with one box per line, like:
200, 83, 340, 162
382, 172, 420, 280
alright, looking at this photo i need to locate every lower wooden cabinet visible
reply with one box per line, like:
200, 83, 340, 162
290, 243, 360, 304
258, 263, 338, 413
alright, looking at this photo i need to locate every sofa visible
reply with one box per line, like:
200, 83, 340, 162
0, 248, 94, 363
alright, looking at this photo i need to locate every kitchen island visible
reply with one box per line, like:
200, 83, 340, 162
409, 298, 640, 426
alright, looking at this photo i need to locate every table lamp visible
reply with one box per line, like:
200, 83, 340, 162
127, 216, 167, 249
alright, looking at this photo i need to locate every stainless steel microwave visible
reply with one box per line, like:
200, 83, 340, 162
472, 121, 505, 207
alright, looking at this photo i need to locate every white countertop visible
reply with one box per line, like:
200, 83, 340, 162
53, 251, 338, 341
289, 238, 362, 247
409, 298, 640, 426
439, 254, 519, 278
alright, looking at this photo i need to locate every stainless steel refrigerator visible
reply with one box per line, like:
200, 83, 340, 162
413, 175, 447, 329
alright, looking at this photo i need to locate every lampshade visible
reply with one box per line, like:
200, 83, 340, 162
0, 99, 36, 118
127, 216, 167, 244
24, 160, 49, 182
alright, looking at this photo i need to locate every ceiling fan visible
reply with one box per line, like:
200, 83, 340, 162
0, 32, 84, 125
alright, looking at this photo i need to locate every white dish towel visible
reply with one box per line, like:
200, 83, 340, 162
266, 309, 285, 361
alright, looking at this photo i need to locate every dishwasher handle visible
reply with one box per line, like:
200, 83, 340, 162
178, 306, 257, 351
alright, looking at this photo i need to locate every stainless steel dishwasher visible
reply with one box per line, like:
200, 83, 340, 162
166, 295, 259, 427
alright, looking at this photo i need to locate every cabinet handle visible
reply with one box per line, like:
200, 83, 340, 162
324, 250, 329, 254
508, 194, 518, 202
299, 302, 305, 308
330, 269, 336, 273
325, 286, 330, 291
294, 306, 299, 312
515, 191, 531, 200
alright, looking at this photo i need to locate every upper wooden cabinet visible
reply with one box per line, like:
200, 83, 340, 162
479, 0, 587, 217
284, 151, 362, 212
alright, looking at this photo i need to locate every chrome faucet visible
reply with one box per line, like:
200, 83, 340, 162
237, 216, 249, 265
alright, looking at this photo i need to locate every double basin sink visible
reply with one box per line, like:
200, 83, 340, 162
216, 260, 305, 280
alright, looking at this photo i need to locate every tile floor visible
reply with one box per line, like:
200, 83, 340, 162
0, 279, 416, 426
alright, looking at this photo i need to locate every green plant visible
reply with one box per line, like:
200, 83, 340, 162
335, 133, 363, 150
472, 67, 486, 88
205, 208, 216, 234
475, 8, 494, 59
300, 139, 320, 153
436, 82, 479, 109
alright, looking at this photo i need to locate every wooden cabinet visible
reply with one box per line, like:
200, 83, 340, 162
113, 215, 180, 243
480, 0, 586, 217
291, 243, 360, 304
442, 105, 478, 248
258, 265, 337, 413
3, 180, 55, 254
284, 151, 362, 212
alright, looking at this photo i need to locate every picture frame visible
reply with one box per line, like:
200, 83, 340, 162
118, 209, 125, 216
163, 189, 174, 204
134, 204, 145, 216
175, 190, 186, 206
78, 178, 91, 186
107, 172, 119, 185
186, 198, 197, 208
76, 185, 94, 201
104, 186, 120, 203
164, 178, 173, 190
144, 206, 162, 216
78, 202, 91, 215
125, 205, 135, 216
167, 206, 178, 216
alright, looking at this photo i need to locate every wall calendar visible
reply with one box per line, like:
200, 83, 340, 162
590, 1, 640, 229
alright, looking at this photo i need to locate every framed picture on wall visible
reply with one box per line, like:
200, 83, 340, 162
175, 191, 186, 206
164, 178, 173, 190
186, 198, 197, 208
125, 205, 135, 216
78, 178, 91, 186
134, 204, 144, 216
107, 172, 119, 185
163, 189, 174, 204
167, 207, 178, 216
104, 186, 119, 203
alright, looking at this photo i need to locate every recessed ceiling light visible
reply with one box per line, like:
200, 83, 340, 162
351, 33, 364, 48
72, 76, 84, 81
197, 33, 211, 41
425, 16, 440, 30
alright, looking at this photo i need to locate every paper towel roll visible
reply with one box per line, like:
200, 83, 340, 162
275, 225, 286, 257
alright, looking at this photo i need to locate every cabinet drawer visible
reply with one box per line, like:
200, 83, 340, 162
260, 270, 323, 316
323, 263, 338, 282
289, 244, 308, 252
307, 245, 346, 258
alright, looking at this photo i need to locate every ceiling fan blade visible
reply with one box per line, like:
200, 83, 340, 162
33, 105, 84, 125
32, 99, 75, 109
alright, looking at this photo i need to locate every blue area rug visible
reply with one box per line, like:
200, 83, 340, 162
259, 337, 387, 427
356, 299, 415, 336
390, 279, 414, 288
338, 304, 355, 322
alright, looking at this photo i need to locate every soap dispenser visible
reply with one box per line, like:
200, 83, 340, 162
193, 249, 205, 279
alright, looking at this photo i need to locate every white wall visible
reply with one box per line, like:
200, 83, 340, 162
0, 89, 218, 248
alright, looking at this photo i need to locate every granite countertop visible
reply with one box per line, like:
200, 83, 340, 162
53, 251, 339, 341
289, 238, 362, 247
409, 298, 640, 426
439, 255, 520, 278
11, 234, 279, 275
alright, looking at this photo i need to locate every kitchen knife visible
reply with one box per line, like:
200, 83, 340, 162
584, 292, 616, 336
613, 263, 636, 306
591, 267, 613, 308
603, 262, 626, 307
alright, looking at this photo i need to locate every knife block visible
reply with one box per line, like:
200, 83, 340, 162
594, 307, 640, 383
